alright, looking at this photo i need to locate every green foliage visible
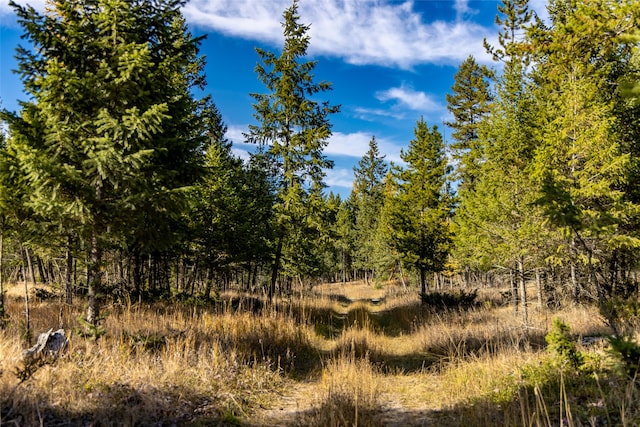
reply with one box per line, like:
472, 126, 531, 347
75, 316, 106, 341
545, 318, 584, 369
453, 0, 548, 293
351, 137, 389, 278
420, 289, 478, 310
3, 0, 213, 320
445, 55, 493, 191
608, 335, 640, 379
384, 118, 452, 296
246, 0, 339, 295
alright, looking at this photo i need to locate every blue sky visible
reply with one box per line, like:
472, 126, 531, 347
0, 0, 549, 198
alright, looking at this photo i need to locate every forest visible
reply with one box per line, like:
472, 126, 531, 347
1, 0, 640, 425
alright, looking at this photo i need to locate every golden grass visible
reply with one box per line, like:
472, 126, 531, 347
0, 280, 636, 426
1, 297, 286, 425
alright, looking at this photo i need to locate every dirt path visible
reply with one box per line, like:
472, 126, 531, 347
249, 380, 320, 426
247, 375, 442, 426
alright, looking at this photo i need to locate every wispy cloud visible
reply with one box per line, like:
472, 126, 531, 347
182, 0, 494, 68
325, 131, 373, 158
528, 0, 550, 24
226, 126, 403, 164
0, 0, 45, 17
376, 85, 442, 112
327, 131, 403, 164
454, 0, 477, 20
353, 107, 405, 122
226, 124, 247, 145
324, 168, 355, 189
3, 1, 550, 69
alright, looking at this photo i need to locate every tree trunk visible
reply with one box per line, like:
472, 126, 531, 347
204, 263, 214, 299
19, 240, 31, 342
420, 267, 427, 303
570, 235, 580, 303
65, 235, 74, 304
517, 259, 528, 325
510, 268, 518, 315
535, 268, 543, 309
270, 237, 283, 302
133, 252, 143, 297
86, 228, 103, 327
37, 257, 47, 283
25, 247, 36, 286
0, 226, 5, 326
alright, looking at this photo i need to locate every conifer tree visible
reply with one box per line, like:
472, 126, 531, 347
446, 55, 493, 191
455, 0, 542, 322
246, 0, 339, 299
334, 198, 356, 283
351, 137, 388, 282
3, 0, 210, 327
385, 119, 451, 298
531, 1, 639, 326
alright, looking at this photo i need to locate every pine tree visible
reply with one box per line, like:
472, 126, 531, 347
445, 55, 493, 191
351, 136, 388, 283
3, 0, 210, 327
454, 0, 543, 323
385, 118, 452, 299
531, 0, 639, 329
246, 0, 339, 299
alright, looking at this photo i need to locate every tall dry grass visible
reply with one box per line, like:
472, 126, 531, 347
1, 280, 637, 426
1, 295, 289, 425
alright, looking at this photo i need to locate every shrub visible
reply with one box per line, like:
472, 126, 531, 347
545, 318, 583, 369
608, 335, 640, 379
420, 289, 478, 310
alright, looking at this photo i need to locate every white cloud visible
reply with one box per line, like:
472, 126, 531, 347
0, 0, 45, 17
231, 147, 251, 162
325, 131, 373, 158
528, 0, 550, 24
353, 107, 405, 121
183, 0, 494, 68
324, 168, 354, 189
454, 0, 477, 20
327, 131, 403, 164
225, 124, 247, 145
225, 126, 404, 164
4, 0, 495, 68
376, 85, 442, 112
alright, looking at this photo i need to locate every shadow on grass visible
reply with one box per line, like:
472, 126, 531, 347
243, 370, 637, 427
2, 383, 246, 427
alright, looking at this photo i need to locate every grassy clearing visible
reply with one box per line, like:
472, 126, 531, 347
1, 280, 637, 426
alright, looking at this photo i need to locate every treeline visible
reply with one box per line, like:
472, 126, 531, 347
0, 0, 639, 329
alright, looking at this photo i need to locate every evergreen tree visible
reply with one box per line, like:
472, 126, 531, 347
531, 0, 639, 327
351, 136, 388, 282
3, 0, 210, 327
454, 0, 542, 322
246, 0, 339, 299
385, 118, 452, 298
445, 55, 493, 191
334, 198, 356, 283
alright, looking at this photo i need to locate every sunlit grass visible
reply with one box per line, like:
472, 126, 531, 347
0, 280, 636, 426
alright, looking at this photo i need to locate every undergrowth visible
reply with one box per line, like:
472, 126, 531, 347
1, 282, 639, 426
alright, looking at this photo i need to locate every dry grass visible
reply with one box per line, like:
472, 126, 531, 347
1, 295, 286, 425
1, 280, 637, 426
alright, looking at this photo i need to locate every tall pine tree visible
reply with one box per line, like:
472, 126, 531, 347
246, 0, 339, 299
446, 55, 493, 191
351, 136, 388, 283
3, 0, 210, 327
385, 118, 452, 299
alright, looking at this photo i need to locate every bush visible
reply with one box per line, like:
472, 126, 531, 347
545, 318, 583, 369
420, 289, 478, 310
608, 335, 640, 379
